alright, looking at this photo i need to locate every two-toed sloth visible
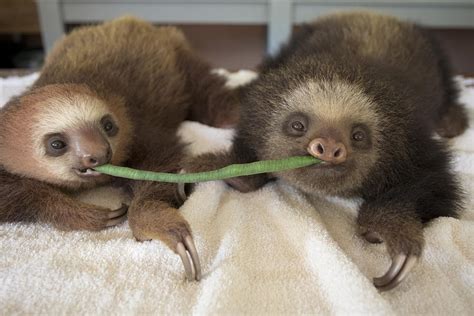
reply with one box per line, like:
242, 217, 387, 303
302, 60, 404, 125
0, 17, 240, 281
183, 12, 466, 290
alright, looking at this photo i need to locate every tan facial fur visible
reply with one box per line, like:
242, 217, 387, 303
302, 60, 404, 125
262, 79, 381, 196
0, 84, 132, 188
284, 79, 378, 123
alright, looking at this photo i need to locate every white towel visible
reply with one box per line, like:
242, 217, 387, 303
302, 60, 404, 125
0, 72, 473, 314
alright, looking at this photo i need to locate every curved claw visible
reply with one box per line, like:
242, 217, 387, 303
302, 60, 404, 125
106, 216, 127, 227
184, 235, 202, 281
176, 183, 194, 205
176, 235, 202, 281
108, 203, 128, 219
374, 253, 418, 291
106, 204, 128, 227
363, 231, 383, 244
175, 169, 195, 205
177, 242, 194, 281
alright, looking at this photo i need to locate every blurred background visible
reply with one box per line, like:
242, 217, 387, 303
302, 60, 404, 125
1, 0, 473, 74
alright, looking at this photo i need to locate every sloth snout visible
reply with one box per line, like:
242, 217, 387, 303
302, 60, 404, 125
80, 147, 112, 168
307, 138, 347, 164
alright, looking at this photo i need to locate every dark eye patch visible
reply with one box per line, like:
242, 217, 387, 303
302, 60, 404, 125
44, 133, 68, 157
283, 112, 309, 137
351, 124, 372, 149
101, 115, 118, 137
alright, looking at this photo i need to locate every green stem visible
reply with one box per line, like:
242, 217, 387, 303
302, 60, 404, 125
94, 156, 320, 183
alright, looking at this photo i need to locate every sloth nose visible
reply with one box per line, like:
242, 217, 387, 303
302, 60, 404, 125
81, 147, 112, 168
307, 138, 347, 164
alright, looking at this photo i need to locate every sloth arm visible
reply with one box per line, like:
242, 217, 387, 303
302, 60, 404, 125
125, 143, 201, 281
358, 193, 423, 291
0, 168, 127, 230
357, 171, 460, 291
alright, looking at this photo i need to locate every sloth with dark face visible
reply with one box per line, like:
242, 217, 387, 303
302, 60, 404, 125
255, 76, 381, 197
184, 11, 466, 290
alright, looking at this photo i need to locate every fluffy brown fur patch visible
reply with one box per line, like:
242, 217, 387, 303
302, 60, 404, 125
185, 11, 466, 288
0, 16, 238, 256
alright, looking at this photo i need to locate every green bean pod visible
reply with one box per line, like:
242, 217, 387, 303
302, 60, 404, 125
94, 156, 321, 183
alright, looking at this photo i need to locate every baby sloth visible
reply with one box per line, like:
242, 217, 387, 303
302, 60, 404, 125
184, 12, 466, 290
0, 17, 240, 281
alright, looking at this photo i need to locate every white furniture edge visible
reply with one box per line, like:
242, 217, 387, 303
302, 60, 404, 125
36, 0, 474, 55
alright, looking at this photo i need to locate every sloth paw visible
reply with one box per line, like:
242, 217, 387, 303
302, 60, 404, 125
357, 214, 424, 291
370, 229, 423, 291
132, 208, 201, 281
60, 203, 128, 231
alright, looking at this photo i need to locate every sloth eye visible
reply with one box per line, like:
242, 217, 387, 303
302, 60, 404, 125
291, 121, 305, 132
101, 115, 118, 137
51, 140, 66, 149
352, 131, 365, 141
104, 121, 114, 132
351, 125, 372, 149
284, 113, 309, 137
45, 134, 68, 157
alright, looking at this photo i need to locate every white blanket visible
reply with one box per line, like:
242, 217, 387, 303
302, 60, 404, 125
1, 72, 473, 314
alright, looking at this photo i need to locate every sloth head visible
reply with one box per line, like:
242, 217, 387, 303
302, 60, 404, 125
243, 73, 396, 196
0, 84, 133, 188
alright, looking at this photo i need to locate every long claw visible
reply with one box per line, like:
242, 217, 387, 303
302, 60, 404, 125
108, 203, 128, 219
106, 214, 127, 227
373, 253, 407, 288
106, 204, 128, 227
177, 242, 194, 281
176, 183, 188, 205
184, 235, 202, 281
377, 255, 418, 291
363, 231, 383, 244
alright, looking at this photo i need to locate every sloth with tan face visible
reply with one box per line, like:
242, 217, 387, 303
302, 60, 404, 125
184, 12, 466, 290
1, 85, 131, 190
0, 17, 240, 281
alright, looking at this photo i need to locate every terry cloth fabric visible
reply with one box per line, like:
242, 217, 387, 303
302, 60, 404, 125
0, 71, 473, 314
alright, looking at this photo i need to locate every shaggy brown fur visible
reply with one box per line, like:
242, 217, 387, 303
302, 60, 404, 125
184, 11, 466, 289
36, 18, 239, 129
0, 17, 237, 278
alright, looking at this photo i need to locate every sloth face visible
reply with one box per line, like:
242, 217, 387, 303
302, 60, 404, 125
42, 114, 117, 181
259, 79, 382, 196
0, 84, 132, 188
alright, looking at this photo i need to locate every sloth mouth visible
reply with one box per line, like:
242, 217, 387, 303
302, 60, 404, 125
309, 160, 349, 174
73, 168, 102, 177
316, 161, 342, 167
